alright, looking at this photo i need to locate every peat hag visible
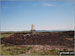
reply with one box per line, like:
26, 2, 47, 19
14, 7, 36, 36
1, 31, 74, 49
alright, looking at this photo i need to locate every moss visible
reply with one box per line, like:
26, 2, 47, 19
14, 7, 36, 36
63, 49, 68, 52
0, 45, 33, 55
49, 49, 60, 55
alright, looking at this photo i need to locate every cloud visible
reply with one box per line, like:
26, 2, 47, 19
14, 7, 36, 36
36, 25, 74, 30
33, 3, 54, 7
42, 3, 54, 7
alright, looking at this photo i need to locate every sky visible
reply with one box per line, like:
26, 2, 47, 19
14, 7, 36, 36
1, 0, 74, 31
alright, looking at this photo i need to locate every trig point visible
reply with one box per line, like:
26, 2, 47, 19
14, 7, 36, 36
31, 24, 36, 35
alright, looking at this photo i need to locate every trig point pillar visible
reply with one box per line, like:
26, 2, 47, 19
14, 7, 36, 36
31, 24, 36, 35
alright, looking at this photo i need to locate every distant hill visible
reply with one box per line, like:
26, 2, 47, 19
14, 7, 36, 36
0, 30, 74, 33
